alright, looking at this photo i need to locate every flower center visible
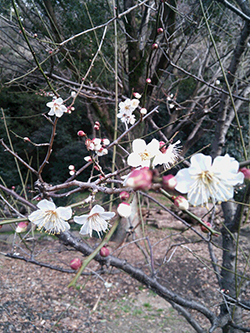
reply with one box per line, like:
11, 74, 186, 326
45, 210, 58, 223
139, 150, 152, 161
198, 170, 214, 184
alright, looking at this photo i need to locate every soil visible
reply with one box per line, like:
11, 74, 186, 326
1, 206, 250, 333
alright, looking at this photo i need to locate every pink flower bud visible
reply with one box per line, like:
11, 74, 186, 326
159, 141, 166, 153
239, 167, 250, 180
125, 167, 153, 191
174, 196, 189, 210
94, 124, 100, 130
117, 202, 132, 218
146, 78, 151, 84
162, 175, 177, 190
95, 121, 100, 126
100, 246, 110, 257
16, 222, 29, 233
157, 27, 163, 34
119, 191, 130, 201
133, 92, 141, 99
70, 258, 82, 270
152, 43, 158, 49
23, 137, 30, 142
12, 186, 15, 190
200, 222, 212, 233
68, 165, 75, 170
77, 130, 86, 137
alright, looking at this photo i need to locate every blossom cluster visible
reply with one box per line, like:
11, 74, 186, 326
85, 137, 110, 158
117, 97, 140, 125
28, 200, 115, 237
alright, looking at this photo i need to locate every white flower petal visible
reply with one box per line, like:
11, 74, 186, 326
37, 199, 56, 211
56, 207, 72, 220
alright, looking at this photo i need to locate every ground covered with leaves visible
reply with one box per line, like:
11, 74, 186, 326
1, 206, 250, 333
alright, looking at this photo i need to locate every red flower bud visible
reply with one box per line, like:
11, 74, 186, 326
16, 222, 29, 233
239, 167, 250, 180
70, 258, 82, 270
119, 191, 130, 201
200, 222, 212, 233
162, 175, 177, 191
146, 78, 151, 84
125, 167, 153, 191
152, 43, 158, 49
174, 196, 189, 210
100, 246, 110, 257
157, 27, 164, 34
77, 130, 86, 137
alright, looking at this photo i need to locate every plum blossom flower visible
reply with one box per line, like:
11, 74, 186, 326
127, 139, 164, 168
28, 199, 72, 234
175, 153, 244, 207
160, 140, 181, 169
46, 97, 67, 118
74, 205, 115, 237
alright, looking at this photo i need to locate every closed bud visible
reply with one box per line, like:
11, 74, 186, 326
152, 43, 158, 49
162, 175, 177, 190
239, 167, 250, 180
200, 222, 212, 233
146, 78, 151, 84
117, 202, 132, 218
140, 108, 147, 115
77, 130, 86, 137
125, 167, 153, 191
133, 92, 141, 99
23, 137, 30, 142
119, 191, 130, 201
16, 222, 29, 233
174, 196, 189, 210
157, 27, 163, 34
70, 258, 82, 270
100, 246, 110, 257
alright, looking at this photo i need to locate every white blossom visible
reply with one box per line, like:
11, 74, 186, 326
46, 97, 67, 118
175, 153, 244, 207
74, 205, 115, 237
28, 199, 72, 234
127, 138, 164, 168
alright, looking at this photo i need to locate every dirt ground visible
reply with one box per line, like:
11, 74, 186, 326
1, 207, 250, 333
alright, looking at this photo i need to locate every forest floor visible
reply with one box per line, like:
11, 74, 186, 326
1, 204, 250, 333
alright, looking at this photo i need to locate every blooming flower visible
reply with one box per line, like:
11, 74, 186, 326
74, 205, 115, 237
127, 139, 164, 168
175, 153, 244, 207
46, 97, 67, 118
160, 140, 181, 169
28, 199, 72, 234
